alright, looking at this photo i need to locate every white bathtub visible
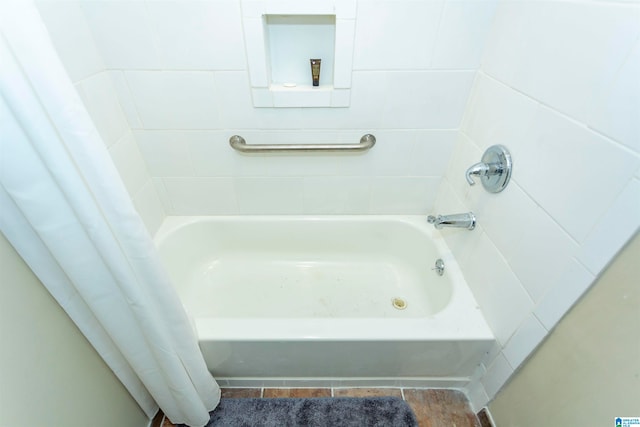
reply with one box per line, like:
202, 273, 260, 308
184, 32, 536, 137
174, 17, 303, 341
155, 216, 494, 388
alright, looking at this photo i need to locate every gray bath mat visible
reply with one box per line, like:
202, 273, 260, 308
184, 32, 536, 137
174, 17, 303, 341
179, 396, 418, 427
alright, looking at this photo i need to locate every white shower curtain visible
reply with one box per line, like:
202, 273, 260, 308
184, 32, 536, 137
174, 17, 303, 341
0, 3, 219, 426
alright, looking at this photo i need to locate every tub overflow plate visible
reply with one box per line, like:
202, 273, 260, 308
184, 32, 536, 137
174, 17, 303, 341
433, 259, 445, 276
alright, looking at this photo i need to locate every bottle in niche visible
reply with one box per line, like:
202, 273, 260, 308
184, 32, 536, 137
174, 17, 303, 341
310, 59, 321, 87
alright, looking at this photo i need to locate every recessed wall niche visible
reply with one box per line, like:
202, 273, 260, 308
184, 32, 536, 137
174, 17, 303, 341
267, 15, 335, 88
241, 0, 356, 108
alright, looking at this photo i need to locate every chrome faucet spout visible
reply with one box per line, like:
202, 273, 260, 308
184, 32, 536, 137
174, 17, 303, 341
427, 212, 476, 230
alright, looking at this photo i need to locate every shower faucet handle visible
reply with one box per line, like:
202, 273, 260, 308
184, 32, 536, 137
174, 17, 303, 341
465, 145, 512, 193
465, 163, 490, 185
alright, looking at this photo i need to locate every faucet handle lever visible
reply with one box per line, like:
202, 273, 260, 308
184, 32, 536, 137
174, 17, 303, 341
465, 145, 512, 193
465, 162, 490, 185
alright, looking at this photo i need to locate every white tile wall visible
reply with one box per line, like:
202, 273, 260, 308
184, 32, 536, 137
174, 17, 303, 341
444, 0, 640, 405
82, 1, 164, 70
35, 1, 104, 82
272, 86, 332, 108
533, 259, 596, 331
466, 181, 538, 264
78, 75, 165, 233
408, 130, 457, 176
334, 19, 356, 88
482, 1, 640, 149
133, 180, 166, 236
444, 133, 482, 201
461, 73, 538, 153
578, 178, 640, 275
302, 177, 371, 214
335, 0, 357, 20
331, 89, 352, 108
164, 177, 237, 215
507, 206, 579, 303
480, 353, 513, 399
146, 1, 245, 71
75, 72, 129, 148
214, 72, 301, 129
464, 232, 534, 345
124, 71, 221, 129
262, 153, 339, 178
317, 71, 386, 129
134, 131, 194, 177
515, 105, 639, 243
588, 38, 640, 152
242, 17, 270, 87
369, 177, 441, 214
353, 0, 443, 70
108, 131, 149, 197
234, 177, 304, 214
35, 4, 166, 235
501, 314, 547, 370
108, 71, 143, 129
90, 8, 479, 214
431, 0, 498, 69
152, 177, 172, 214
381, 71, 476, 129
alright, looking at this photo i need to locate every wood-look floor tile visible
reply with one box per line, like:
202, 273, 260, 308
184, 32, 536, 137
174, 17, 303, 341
263, 388, 332, 398
403, 389, 480, 427
220, 387, 262, 398
332, 388, 403, 398
162, 417, 175, 427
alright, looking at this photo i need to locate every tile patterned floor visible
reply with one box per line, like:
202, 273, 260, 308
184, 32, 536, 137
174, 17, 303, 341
161, 388, 482, 427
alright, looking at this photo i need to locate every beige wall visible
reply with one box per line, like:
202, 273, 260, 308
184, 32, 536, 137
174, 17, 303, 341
0, 233, 149, 427
489, 231, 640, 426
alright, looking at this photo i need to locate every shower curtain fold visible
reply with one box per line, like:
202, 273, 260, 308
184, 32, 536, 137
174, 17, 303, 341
0, 3, 219, 426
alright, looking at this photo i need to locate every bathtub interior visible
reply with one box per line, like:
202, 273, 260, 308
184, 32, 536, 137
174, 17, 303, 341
156, 216, 456, 319
155, 215, 495, 387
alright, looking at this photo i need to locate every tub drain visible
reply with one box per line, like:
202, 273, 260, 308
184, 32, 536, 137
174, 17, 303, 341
392, 297, 407, 310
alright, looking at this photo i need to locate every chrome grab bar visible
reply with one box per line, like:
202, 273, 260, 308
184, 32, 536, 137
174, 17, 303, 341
229, 134, 376, 153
